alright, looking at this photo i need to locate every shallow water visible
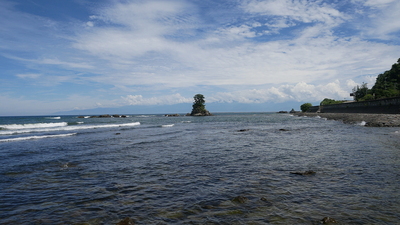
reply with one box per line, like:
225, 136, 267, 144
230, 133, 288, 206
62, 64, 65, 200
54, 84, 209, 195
0, 113, 399, 224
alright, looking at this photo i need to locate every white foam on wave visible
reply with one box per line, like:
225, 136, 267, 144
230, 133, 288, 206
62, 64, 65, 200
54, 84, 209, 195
162, 124, 174, 128
0, 122, 68, 130
45, 116, 61, 119
181, 121, 191, 123
0, 122, 140, 135
0, 133, 77, 142
358, 121, 367, 126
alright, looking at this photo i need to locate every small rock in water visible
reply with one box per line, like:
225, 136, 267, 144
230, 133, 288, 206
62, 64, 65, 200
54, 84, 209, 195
290, 170, 316, 175
232, 195, 248, 204
321, 216, 337, 224
116, 217, 135, 225
279, 129, 290, 131
115, 133, 121, 135
238, 129, 250, 132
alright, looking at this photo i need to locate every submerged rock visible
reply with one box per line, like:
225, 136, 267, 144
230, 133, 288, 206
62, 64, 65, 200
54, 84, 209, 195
116, 217, 135, 225
290, 170, 316, 175
321, 217, 337, 224
232, 195, 248, 204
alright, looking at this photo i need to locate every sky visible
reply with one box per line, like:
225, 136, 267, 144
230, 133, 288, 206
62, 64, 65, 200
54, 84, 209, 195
1, 0, 400, 116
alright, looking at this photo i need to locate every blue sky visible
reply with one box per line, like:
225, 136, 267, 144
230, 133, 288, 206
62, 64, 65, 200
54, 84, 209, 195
1, 0, 400, 116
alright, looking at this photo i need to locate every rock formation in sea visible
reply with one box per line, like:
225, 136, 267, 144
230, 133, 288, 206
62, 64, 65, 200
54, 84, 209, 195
189, 94, 213, 116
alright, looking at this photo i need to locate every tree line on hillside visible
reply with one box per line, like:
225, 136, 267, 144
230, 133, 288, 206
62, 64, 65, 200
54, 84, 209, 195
300, 58, 400, 112
352, 58, 400, 101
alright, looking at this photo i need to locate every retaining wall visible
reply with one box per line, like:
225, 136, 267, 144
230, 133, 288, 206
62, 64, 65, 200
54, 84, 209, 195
308, 97, 400, 114
307, 106, 320, 113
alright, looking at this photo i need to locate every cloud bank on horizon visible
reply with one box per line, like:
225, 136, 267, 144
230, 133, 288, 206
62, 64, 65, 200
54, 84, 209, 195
1, 0, 399, 115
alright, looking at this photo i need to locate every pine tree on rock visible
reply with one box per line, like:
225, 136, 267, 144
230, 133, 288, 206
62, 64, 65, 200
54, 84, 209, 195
190, 94, 212, 116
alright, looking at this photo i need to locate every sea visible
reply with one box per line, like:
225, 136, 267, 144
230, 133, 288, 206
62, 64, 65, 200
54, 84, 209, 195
0, 113, 399, 225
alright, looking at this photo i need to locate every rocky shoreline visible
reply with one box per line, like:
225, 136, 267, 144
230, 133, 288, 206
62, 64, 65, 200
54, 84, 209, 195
295, 112, 400, 127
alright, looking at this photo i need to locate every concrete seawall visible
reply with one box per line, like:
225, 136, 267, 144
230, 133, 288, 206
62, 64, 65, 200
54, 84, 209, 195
308, 97, 400, 114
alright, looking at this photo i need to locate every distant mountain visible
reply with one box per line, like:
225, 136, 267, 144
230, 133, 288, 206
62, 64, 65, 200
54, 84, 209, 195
54, 102, 306, 115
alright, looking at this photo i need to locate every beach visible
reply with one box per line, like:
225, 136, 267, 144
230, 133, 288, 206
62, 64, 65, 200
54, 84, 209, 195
296, 112, 400, 127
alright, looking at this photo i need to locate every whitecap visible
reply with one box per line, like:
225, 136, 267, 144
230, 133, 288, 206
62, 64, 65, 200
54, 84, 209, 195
162, 124, 174, 128
45, 117, 61, 119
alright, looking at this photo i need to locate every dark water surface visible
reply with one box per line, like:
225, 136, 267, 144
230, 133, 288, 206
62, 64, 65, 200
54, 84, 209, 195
1, 113, 399, 224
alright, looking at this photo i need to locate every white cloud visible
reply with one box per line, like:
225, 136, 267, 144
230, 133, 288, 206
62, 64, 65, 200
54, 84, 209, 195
16, 73, 42, 79
86, 21, 94, 27
122, 93, 192, 105
5, 55, 94, 70
66, 0, 399, 92
209, 80, 353, 104
346, 79, 358, 90
39, 58, 94, 69
73, 0, 195, 60
244, 0, 345, 26
365, 0, 397, 7
217, 25, 258, 39
355, 0, 400, 39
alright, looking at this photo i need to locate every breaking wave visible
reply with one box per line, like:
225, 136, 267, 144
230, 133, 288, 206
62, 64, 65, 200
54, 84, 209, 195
358, 121, 367, 126
0, 122, 68, 130
0, 122, 140, 135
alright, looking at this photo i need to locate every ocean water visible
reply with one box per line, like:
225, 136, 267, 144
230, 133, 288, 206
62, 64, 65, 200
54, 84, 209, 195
0, 113, 399, 224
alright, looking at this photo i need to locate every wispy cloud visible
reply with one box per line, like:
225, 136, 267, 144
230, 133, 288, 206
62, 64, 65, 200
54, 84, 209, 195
243, 0, 345, 26
16, 73, 42, 79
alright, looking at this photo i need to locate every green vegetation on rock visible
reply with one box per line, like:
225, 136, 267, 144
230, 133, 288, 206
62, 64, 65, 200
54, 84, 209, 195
300, 103, 312, 112
190, 94, 212, 116
320, 98, 346, 105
